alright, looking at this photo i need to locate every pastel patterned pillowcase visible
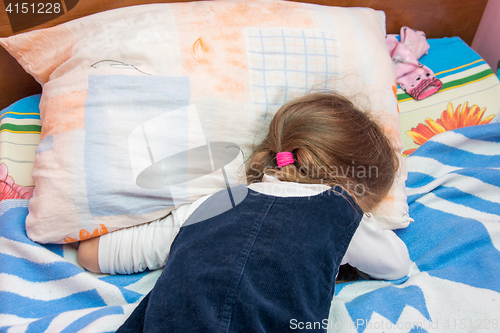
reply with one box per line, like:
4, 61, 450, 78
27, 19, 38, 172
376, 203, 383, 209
0, 0, 411, 244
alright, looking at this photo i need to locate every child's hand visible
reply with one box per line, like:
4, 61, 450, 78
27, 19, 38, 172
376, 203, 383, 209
77, 237, 102, 273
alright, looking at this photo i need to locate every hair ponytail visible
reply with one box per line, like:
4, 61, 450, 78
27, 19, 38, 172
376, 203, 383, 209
247, 92, 398, 212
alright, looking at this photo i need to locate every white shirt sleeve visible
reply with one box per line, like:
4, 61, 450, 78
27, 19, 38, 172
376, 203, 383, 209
341, 214, 411, 280
98, 196, 211, 275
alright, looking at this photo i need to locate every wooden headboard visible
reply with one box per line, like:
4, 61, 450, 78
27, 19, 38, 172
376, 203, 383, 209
0, 0, 488, 110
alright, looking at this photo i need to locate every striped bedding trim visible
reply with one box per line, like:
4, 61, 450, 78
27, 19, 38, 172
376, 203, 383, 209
0, 124, 42, 134
0, 95, 41, 187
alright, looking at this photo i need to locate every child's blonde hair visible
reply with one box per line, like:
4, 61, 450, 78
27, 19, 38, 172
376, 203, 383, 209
247, 92, 398, 212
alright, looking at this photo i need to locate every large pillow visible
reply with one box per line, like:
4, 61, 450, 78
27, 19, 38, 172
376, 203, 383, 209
0, 0, 411, 244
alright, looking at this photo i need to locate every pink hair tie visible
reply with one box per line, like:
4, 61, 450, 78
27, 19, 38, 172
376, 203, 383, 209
276, 152, 294, 168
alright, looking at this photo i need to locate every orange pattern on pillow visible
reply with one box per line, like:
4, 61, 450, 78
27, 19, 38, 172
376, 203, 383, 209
174, 1, 314, 100
40, 91, 87, 139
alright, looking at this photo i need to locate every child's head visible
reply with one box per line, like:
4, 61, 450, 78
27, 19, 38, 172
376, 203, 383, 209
247, 92, 398, 212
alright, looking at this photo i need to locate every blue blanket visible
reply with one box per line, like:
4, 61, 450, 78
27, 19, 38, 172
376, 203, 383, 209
330, 122, 500, 332
2, 123, 500, 332
0, 199, 161, 332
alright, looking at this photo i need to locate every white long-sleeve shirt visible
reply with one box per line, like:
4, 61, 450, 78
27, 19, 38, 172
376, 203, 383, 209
98, 175, 411, 279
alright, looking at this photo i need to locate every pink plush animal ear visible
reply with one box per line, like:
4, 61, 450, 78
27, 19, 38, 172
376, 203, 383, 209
0, 163, 34, 200
385, 35, 400, 57
400, 26, 430, 59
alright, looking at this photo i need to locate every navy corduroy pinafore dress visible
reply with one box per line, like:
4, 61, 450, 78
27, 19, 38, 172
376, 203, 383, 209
117, 185, 362, 332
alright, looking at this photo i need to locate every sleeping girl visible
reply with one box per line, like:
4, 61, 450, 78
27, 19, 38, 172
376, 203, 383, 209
77, 92, 411, 331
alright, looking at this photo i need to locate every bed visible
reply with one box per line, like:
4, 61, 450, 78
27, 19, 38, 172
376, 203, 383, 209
1, 0, 500, 332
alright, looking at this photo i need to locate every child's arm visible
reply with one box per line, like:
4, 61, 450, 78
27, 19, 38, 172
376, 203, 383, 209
77, 197, 209, 274
341, 214, 411, 280
77, 210, 183, 274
